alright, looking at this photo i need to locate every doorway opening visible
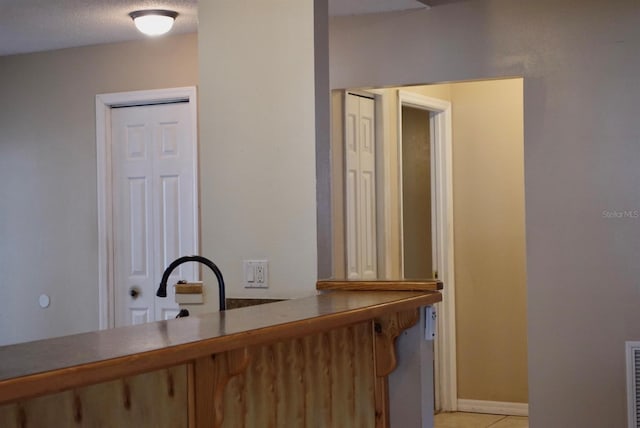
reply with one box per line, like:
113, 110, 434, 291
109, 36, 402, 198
336, 87, 456, 410
96, 87, 199, 329
331, 78, 528, 416
400, 105, 433, 279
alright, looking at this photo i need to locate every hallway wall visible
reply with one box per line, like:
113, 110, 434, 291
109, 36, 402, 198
0, 34, 198, 345
329, 1, 640, 425
449, 79, 527, 403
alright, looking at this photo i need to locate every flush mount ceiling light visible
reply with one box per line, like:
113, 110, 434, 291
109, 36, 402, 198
129, 9, 178, 36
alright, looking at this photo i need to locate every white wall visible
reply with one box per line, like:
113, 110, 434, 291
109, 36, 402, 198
0, 34, 198, 346
197, 0, 321, 299
329, 0, 640, 426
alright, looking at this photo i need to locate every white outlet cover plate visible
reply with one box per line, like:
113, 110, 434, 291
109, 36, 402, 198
243, 260, 268, 288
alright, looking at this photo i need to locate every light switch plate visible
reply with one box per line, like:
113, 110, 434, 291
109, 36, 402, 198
243, 260, 268, 288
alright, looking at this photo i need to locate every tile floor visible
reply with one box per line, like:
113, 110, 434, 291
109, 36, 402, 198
435, 412, 528, 428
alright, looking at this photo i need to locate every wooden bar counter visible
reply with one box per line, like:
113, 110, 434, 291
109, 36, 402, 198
0, 290, 441, 428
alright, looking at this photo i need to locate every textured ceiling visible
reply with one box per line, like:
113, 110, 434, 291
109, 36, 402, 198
0, 0, 198, 56
0, 0, 429, 57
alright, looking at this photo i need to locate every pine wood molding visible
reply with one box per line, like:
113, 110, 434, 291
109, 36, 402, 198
194, 347, 251, 428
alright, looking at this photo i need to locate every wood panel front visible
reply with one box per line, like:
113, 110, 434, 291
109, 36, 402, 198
0, 365, 188, 428
196, 322, 376, 428
0, 323, 379, 428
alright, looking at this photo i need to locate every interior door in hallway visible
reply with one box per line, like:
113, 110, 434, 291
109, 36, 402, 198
111, 102, 197, 327
345, 93, 377, 279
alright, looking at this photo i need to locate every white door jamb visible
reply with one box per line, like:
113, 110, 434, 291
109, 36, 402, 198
96, 86, 199, 330
398, 90, 457, 412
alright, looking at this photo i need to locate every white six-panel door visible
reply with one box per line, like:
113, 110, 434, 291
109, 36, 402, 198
345, 93, 377, 279
111, 102, 197, 327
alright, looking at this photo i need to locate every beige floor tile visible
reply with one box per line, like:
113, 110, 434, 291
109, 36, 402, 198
434, 412, 505, 428
488, 416, 529, 428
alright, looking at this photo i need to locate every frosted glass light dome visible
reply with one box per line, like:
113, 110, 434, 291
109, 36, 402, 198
129, 10, 178, 37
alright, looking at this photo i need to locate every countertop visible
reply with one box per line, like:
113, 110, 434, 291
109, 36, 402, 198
0, 290, 441, 404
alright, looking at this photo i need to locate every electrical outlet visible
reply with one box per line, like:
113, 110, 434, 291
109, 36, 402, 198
424, 306, 437, 341
255, 264, 265, 283
243, 260, 268, 288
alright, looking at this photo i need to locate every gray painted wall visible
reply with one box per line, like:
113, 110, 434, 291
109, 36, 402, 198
389, 309, 435, 428
329, 0, 640, 426
0, 34, 198, 346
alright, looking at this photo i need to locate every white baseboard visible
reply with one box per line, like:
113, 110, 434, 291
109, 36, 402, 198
457, 399, 529, 417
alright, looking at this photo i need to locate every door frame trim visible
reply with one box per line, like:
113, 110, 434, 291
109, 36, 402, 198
95, 86, 199, 330
398, 90, 457, 412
